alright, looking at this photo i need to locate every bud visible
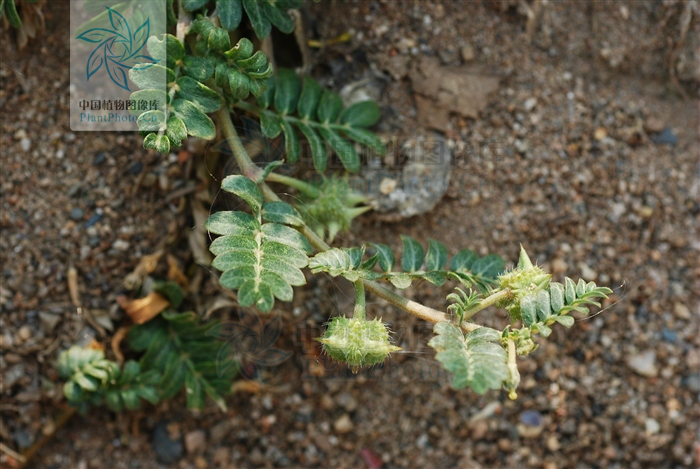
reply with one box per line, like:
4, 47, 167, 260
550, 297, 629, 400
318, 316, 401, 368
497, 246, 552, 321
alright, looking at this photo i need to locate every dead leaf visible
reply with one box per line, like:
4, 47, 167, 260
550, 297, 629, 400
167, 254, 189, 289
123, 250, 164, 291
189, 202, 213, 266
67, 266, 80, 308
118, 292, 170, 325
111, 326, 130, 363
231, 380, 262, 394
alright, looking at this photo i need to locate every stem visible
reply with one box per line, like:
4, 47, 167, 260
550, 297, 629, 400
463, 289, 511, 318
507, 338, 519, 400
353, 281, 366, 320
265, 172, 321, 198
216, 108, 481, 334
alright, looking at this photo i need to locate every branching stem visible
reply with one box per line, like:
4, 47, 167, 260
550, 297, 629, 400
265, 172, 321, 198
215, 108, 482, 333
464, 289, 511, 318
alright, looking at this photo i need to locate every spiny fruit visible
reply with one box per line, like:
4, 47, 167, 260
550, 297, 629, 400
318, 316, 401, 370
497, 245, 551, 321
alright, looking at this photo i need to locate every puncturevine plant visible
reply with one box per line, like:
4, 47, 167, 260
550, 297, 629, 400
58, 0, 612, 412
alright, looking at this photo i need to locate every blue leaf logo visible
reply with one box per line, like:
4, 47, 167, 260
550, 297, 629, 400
76, 7, 159, 91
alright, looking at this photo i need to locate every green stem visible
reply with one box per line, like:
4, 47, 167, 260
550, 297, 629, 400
215, 107, 481, 333
353, 281, 366, 320
265, 172, 321, 198
463, 289, 511, 319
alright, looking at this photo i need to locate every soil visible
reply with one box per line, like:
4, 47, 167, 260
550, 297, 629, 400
1, 1, 699, 469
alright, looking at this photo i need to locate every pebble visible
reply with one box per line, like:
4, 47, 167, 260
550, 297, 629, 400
551, 258, 568, 274
546, 435, 561, 451
517, 410, 544, 438
661, 328, 677, 343
92, 152, 107, 166
643, 117, 665, 134
460, 43, 475, 62
4, 364, 25, 388
524, 97, 537, 112
212, 447, 229, 467
126, 161, 144, 175
18, 325, 32, 341
650, 127, 677, 145
644, 418, 660, 435
333, 414, 354, 434
20, 138, 31, 152
627, 350, 658, 378
673, 302, 691, 320
112, 239, 130, 251
39, 311, 61, 333
152, 423, 183, 464
184, 430, 206, 454
69, 208, 84, 221
578, 262, 597, 280
335, 392, 358, 412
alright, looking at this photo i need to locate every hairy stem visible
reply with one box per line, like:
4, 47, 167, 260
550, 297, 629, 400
353, 281, 366, 320
216, 108, 480, 333
464, 289, 511, 318
265, 172, 321, 198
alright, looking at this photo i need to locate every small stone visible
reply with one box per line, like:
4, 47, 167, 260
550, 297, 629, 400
209, 420, 232, 444
335, 392, 358, 412
460, 43, 475, 62
212, 447, 229, 467
517, 410, 544, 438
682, 374, 700, 392
194, 456, 207, 469
152, 422, 183, 465
112, 239, 130, 251
126, 161, 144, 175
333, 414, 354, 434
650, 127, 677, 145
69, 208, 84, 221
184, 430, 206, 454
627, 350, 658, 378
93, 152, 107, 166
379, 177, 397, 195
643, 117, 664, 134
39, 312, 61, 333
593, 127, 607, 141
579, 262, 597, 280
546, 435, 561, 451
4, 364, 25, 388
645, 418, 660, 435
661, 328, 677, 343
551, 258, 567, 274
320, 394, 335, 410
17, 325, 32, 341
524, 97, 537, 112
20, 138, 31, 152
673, 302, 691, 320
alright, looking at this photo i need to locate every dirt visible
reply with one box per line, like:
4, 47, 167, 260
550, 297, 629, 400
1, 1, 699, 468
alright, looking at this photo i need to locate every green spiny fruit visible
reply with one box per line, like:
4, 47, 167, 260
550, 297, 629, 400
318, 316, 401, 370
298, 176, 370, 241
497, 245, 551, 321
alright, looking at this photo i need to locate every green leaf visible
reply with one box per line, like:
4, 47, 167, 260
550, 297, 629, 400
207, 27, 231, 52
120, 361, 140, 384
225, 38, 254, 61
143, 133, 171, 154
549, 282, 565, 313
228, 68, 251, 100
176, 77, 223, 113
555, 315, 575, 327
428, 322, 508, 394
318, 126, 359, 172
274, 69, 301, 115
389, 273, 412, 289
257, 77, 275, 108
261, 0, 294, 33
471, 254, 504, 278
183, 56, 215, 82
243, 0, 271, 39
371, 243, 395, 272
185, 369, 205, 409
425, 239, 448, 271
136, 386, 160, 404
309, 248, 353, 276
129, 64, 173, 90
297, 122, 326, 172
205, 211, 259, 235
218, 0, 243, 31
450, 249, 478, 271
153, 281, 185, 308
339, 101, 381, 127
297, 77, 322, 120
262, 201, 304, 226
166, 116, 187, 146
260, 111, 283, 138
221, 175, 263, 214
181, 0, 208, 10
63, 381, 83, 402
520, 295, 536, 327
400, 235, 424, 272
172, 99, 216, 139
565, 277, 576, 304
261, 223, 312, 254
340, 127, 385, 156
4, 0, 21, 28
536, 290, 550, 322
280, 119, 300, 163
105, 390, 123, 412
317, 90, 344, 124
121, 389, 141, 410
73, 372, 98, 392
